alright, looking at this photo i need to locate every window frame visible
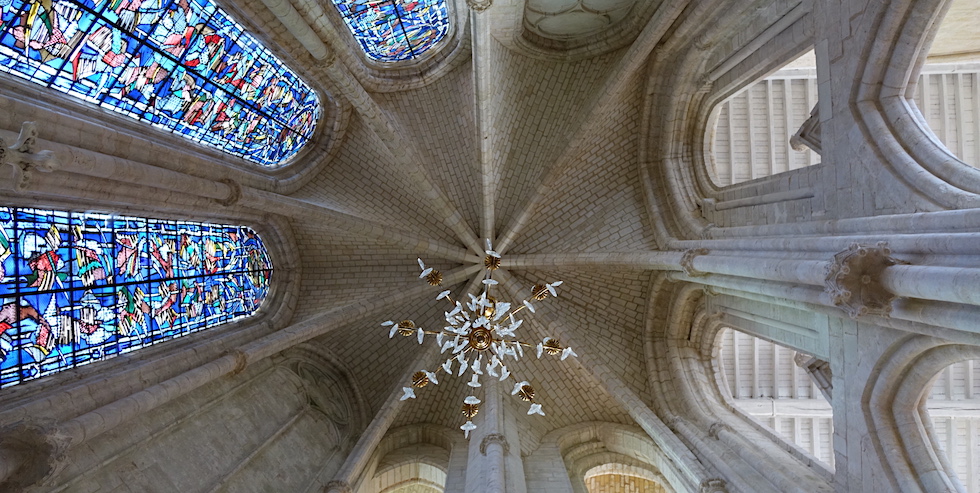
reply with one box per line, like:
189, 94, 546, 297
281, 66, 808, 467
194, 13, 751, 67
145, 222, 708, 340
0, 0, 326, 169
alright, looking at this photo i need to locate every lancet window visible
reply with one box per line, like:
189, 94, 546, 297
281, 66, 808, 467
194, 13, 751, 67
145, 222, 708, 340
0, 207, 273, 388
0, 0, 320, 167
331, 0, 451, 63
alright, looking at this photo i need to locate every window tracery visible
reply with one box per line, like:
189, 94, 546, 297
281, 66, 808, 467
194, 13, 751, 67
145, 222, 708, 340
0, 0, 320, 167
0, 207, 273, 388
331, 0, 451, 63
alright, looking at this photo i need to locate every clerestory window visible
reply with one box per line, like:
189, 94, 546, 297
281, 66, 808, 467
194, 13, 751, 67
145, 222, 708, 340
331, 0, 451, 63
0, 0, 320, 167
0, 207, 273, 388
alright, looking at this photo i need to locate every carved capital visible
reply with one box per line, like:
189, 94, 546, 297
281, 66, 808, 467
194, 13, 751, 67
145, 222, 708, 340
700, 222, 716, 240
321, 49, 337, 67
215, 178, 242, 206
0, 420, 72, 489
479, 433, 509, 456
324, 480, 352, 493
1, 122, 61, 191
693, 33, 714, 51
221, 349, 249, 375
466, 0, 492, 11
707, 421, 732, 440
824, 242, 907, 318
680, 248, 710, 277
699, 478, 729, 493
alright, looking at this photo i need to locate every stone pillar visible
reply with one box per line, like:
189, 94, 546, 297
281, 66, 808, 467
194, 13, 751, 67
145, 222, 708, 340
466, 376, 508, 493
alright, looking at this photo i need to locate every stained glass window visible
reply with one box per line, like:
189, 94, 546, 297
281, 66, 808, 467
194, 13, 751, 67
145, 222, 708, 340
0, 0, 320, 167
0, 207, 273, 388
332, 0, 451, 62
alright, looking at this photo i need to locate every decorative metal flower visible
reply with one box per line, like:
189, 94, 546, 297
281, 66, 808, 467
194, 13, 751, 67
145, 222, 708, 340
381, 239, 575, 438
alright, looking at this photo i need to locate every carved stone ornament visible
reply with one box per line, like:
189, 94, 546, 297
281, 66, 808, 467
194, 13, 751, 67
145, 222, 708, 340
215, 178, 242, 206
466, 0, 492, 11
324, 480, 353, 493
824, 242, 907, 318
699, 478, 729, 493
1, 122, 61, 191
0, 420, 72, 490
480, 433, 509, 456
221, 349, 249, 375
794, 352, 833, 400
790, 104, 822, 155
680, 248, 710, 277
707, 421, 732, 440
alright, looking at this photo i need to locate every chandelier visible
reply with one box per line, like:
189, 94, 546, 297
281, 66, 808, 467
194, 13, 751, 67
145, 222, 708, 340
382, 239, 577, 438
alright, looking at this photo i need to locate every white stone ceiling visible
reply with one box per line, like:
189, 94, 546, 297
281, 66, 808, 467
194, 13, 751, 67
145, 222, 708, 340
291, 33, 651, 451
284, 0, 799, 454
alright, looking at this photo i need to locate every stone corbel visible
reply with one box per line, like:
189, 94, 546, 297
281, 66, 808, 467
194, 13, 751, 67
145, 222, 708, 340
466, 0, 492, 11
824, 242, 908, 318
1, 122, 62, 191
0, 420, 72, 490
790, 105, 821, 155
794, 352, 833, 400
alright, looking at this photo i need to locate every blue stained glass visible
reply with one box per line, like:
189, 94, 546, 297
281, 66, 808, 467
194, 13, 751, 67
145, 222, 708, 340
0, 0, 320, 167
0, 207, 272, 388
332, 0, 451, 63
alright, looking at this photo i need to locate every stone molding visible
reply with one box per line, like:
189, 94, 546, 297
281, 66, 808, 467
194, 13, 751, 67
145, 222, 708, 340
466, 0, 492, 11
323, 480, 352, 493
824, 242, 907, 318
1, 121, 60, 191
0, 420, 72, 490
707, 422, 732, 440
699, 478, 729, 493
480, 433, 509, 456
215, 178, 242, 206
680, 248, 710, 277
228, 349, 249, 375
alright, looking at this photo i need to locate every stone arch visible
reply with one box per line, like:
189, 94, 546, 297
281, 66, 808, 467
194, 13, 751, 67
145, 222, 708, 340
538, 421, 679, 493
644, 279, 833, 493
865, 337, 980, 492
276, 342, 369, 448
853, 0, 980, 208
358, 424, 462, 493
584, 463, 670, 493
